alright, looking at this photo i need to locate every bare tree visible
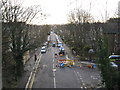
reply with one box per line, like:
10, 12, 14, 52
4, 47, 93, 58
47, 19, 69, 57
2, 0, 46, 77
67, 8, 93, 24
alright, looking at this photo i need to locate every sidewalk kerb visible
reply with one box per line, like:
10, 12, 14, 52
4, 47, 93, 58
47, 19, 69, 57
24, 53, 42, 89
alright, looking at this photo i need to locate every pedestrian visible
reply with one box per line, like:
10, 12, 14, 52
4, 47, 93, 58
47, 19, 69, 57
80, 64, 82, 69
35, 53, 37, 62
54, 53, 58, 58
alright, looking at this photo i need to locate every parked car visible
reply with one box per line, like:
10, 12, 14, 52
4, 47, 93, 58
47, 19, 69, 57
41, 46, 46, 53
110, 62, 118, 68
42, 42, 48, 47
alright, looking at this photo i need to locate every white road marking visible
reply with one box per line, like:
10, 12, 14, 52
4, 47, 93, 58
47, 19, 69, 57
80, 78, 82, 79
25, 72, 33, 89
54, 77, 56, 88
52, 47, 56, 88
77, 72, 87, 88
91, 76, 99, 80
83, 83, 85, 86
53, 63, 54, 69
73, 69, 87, 88
99, 80, 101, 82
91, 76, 93, 78
81, 86, 83, 89
43, 65, 47, 68
53, 69, 56, 72
53, 71, 55, 77
66, 55, 70, 59
73, 70, 80, 81
25, 53, 42, 89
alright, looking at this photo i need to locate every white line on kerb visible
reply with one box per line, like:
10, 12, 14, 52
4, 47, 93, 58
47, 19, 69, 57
66, 55, 70, 59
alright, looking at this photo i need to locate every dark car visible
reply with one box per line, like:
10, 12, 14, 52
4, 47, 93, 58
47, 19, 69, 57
52, 43, 56, 47
48, 32, 50, 35
59, 50, 65, 55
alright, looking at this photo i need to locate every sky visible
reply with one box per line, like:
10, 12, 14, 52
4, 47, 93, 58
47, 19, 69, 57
22, 0, 120, 25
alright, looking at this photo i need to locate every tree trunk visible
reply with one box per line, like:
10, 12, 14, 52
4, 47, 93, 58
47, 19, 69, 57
15, 54, 24, 77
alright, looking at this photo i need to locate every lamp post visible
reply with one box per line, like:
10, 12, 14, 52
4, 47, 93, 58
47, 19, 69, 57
88, 48, 94, 61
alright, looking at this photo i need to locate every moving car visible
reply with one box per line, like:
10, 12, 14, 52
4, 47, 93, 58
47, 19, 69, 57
59, 46, 65, 51
57, 42, 62, 47
59, 46, 65, 55
41, 46, 46, 53
52, 42, 56, 47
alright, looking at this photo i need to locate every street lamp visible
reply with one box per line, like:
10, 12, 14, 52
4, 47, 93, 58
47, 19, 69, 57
88, 48, 94, 61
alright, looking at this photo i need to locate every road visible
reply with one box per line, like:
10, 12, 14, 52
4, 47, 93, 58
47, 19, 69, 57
28, 32, 102, 89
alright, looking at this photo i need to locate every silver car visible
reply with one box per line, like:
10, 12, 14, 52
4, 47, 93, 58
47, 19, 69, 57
41, 46, 46, 53
110, 62, 118, 68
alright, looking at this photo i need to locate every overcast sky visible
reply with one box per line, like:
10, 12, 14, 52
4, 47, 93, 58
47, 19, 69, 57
22, 0, 120, 25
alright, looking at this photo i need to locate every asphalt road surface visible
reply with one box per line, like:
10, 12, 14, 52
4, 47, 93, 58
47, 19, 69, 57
32, 32, 102, 89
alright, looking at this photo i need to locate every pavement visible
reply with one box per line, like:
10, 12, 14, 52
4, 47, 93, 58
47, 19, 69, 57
17, 48, 41, 88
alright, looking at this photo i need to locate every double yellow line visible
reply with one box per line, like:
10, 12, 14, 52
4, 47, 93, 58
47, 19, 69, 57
25, 53, 42, 90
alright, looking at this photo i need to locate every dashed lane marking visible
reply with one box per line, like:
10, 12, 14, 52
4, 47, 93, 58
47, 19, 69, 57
80, 78, 82, 80
52, 47, 56, 88
73, 70, 80, 81
53, 69, 56, 72
81, 86, 83, 89
83, 83, 85, 86
53, 77, 56, 88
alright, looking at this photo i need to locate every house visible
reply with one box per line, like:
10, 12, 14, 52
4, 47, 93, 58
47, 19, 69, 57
102, 18, 120, 54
